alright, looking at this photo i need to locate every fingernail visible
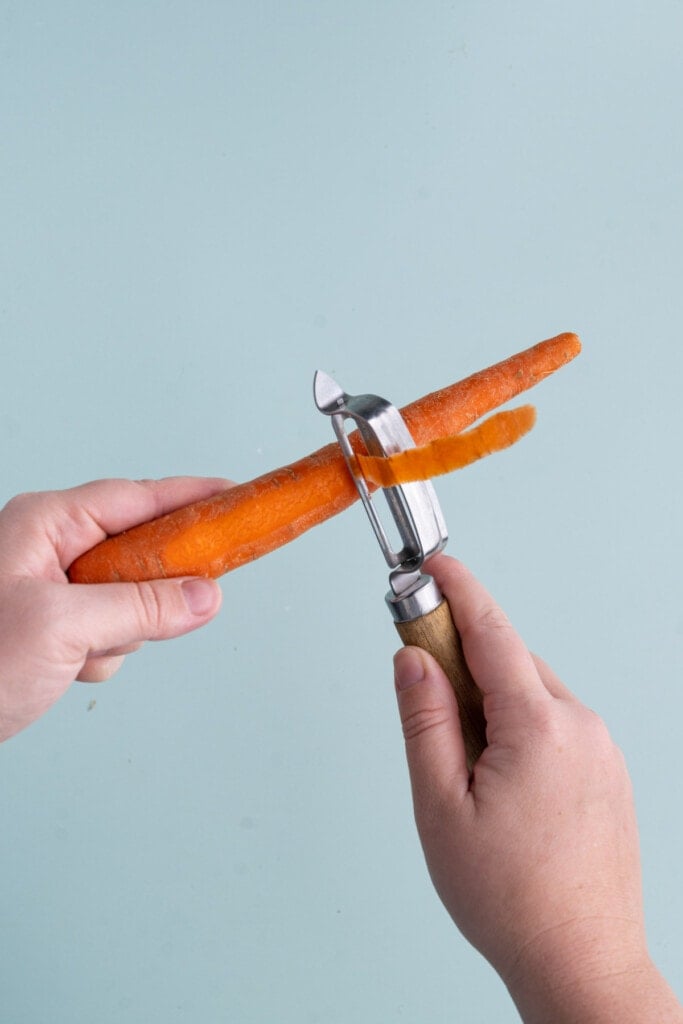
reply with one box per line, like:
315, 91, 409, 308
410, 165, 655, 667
394, 648, 426, 691
181, 578, 219, 615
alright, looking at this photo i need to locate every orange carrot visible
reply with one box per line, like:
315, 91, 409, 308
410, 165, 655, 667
354, 405, 537, 487
68, 332, 581, 584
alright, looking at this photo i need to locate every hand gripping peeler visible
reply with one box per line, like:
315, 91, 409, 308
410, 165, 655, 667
314, 371, 487, 769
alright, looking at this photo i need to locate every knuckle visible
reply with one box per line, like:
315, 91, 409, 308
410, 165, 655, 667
584, 708, 622, 763
458, 601, 515, 655
401, 703, 451, 744
1, 491, 40, 518
471, 603, 512, 637
523, 693, 557, 731
133, 581, 168, 636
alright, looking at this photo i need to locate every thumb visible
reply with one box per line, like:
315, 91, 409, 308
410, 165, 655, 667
394, 646, 470, 813
67, 576, 222, 654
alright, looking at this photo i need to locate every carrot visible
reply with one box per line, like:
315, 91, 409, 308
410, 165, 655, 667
354, 405, 537, 487
68, 332, 581, 584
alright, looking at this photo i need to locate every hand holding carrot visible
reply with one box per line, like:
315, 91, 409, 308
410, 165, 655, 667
394, 556, 683, 1023
0, 478, 226, 742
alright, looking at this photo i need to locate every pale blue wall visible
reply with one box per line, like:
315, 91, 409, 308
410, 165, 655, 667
2, 2, 681, 1020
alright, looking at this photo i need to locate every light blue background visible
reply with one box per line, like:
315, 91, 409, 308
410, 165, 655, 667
2, 2, 682, 1020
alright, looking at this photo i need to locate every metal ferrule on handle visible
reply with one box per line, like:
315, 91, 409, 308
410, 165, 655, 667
385, 572, 443, 623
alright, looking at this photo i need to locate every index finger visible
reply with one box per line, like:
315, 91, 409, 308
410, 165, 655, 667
59, 476, 236, 567
426, 554, 549, 711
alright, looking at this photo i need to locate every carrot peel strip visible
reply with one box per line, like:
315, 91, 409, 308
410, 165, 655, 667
354, 405, 537, 487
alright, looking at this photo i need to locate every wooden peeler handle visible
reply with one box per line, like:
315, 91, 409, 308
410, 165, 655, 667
395, 599, 487, 770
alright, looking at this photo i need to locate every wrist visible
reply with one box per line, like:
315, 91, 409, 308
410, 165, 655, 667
504, 919, 681, 1024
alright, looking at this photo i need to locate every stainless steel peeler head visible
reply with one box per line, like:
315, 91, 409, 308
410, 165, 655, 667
313, 370, 448, 622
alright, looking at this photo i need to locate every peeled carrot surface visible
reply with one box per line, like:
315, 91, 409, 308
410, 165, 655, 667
68, 332, 581, 583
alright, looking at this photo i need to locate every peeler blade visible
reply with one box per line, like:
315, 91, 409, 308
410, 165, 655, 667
314, 370, 448, 603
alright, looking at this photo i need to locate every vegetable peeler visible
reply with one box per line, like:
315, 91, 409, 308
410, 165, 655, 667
314, 371, 487, 769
